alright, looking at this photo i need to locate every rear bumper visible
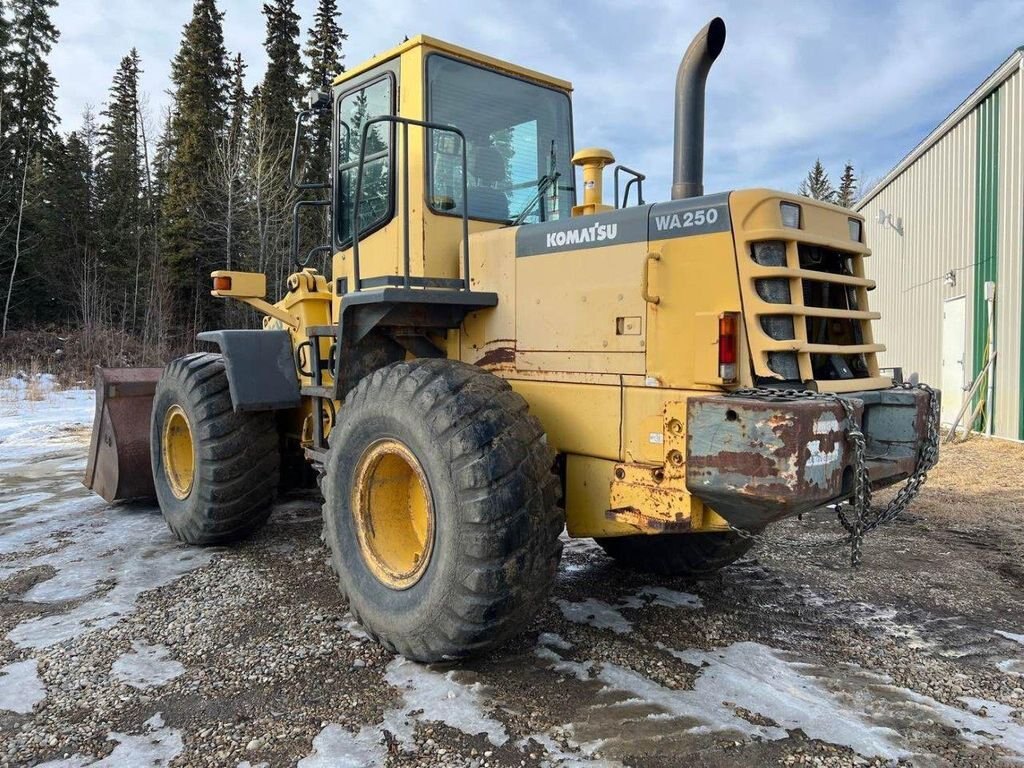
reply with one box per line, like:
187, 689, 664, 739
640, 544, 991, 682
684, 387, 935, 529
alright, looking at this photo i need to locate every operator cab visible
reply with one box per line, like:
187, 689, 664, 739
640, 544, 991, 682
297, 36, 579, 299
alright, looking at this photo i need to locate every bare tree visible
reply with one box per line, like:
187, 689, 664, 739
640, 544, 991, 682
243, 110, 296, 299
2, 138, 34, 338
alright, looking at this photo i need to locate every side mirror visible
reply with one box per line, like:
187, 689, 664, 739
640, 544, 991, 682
306, 89, 331, 111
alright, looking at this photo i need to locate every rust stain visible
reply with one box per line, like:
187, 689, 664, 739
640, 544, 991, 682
475, 346, 515, 367
605, 507, 692, 533
687, 450, 781, 478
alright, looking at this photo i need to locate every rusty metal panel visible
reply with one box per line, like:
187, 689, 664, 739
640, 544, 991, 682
686, 395, 852, 528
685, 390, 934, 529
84, 367, 163, 502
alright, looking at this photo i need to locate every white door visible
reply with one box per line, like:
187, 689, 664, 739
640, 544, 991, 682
941, 296, 967, 425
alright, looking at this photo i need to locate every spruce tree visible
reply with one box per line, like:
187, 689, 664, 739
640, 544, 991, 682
161, 0, 231, 342
260, 0, 304, 151
797, 159, 835, 203
303, 0, 346, 184
227, 53, 248, 142
96, 50, 145, 327
5, 0, 59, 153
1, 0, 59, 335
836, 162, 857, 208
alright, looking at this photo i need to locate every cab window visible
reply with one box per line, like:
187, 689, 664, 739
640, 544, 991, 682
336, 75, 394, 245
426, 55, 574, 224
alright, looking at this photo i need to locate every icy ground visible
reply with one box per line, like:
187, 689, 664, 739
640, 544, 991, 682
3, 373, 1024, 766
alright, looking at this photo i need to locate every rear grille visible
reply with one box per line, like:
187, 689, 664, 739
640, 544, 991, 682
748, 240, 882, 385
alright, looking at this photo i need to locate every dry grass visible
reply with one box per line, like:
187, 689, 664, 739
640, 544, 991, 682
910, 436, 1024, 526
0, 327, 166, 387
24, 359, 46, 401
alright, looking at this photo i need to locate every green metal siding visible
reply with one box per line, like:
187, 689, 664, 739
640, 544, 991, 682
972, 91, 999, 428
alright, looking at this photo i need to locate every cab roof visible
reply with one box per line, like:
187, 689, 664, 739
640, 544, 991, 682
331, 35, 573, 93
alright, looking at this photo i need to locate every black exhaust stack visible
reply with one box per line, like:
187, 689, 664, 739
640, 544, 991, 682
671, 17, 726, 200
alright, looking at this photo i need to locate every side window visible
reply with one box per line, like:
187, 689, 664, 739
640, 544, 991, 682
336, 76, 394, 245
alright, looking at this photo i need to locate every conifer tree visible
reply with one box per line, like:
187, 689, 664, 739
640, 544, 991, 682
161, 0, 231, 341
303, 0, 346, 184
96, 50, 144, 327
1, 0, 59, 335
5, 0, 59, 154
836, 162, 857, 208
227, 53, 248, 142
797, 159, 835, 203
259, 0, 304, 151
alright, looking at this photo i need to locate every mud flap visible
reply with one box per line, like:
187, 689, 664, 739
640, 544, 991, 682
83, 366, 164, 502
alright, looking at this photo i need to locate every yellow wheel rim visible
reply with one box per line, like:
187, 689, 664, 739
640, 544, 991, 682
162, 405, 195, 499
352, 439, 435, 590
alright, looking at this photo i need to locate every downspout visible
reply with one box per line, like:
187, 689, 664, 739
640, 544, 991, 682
985, 281, 996, 435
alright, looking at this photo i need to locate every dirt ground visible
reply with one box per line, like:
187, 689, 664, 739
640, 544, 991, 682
2, 419, 1024, 767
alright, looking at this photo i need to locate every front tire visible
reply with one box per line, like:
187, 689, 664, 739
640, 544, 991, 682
322, 359, 563, 661
151, 353, 280, 545
595, 532, 754, 576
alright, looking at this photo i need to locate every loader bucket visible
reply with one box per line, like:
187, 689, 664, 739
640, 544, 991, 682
83, 366, 164, 502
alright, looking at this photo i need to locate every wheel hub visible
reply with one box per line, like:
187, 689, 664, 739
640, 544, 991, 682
161, 404, 195, 499
352, 439, 435, 589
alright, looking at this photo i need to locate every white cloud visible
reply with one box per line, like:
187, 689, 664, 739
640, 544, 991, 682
50, 0, 1024, 198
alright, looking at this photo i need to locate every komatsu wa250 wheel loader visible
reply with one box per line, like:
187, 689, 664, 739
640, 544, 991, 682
85, 17, 939, 661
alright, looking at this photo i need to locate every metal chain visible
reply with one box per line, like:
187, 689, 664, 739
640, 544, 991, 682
723, 381, 940, 567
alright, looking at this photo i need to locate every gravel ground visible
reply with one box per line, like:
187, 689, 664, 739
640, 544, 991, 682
1, 420, 1023, 767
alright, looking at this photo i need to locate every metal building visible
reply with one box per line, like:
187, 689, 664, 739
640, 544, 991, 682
856, 48, 1023, 440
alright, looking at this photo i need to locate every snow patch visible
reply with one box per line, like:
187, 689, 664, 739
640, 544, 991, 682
385, 657, 508, 746
0, 658, 46, 713
634, 586, 702, 610
112, 642, 185, 689
996, 629, 1024, 646
556, 587, 702, 635
34, 712, 182, 767
1, 390, 214, 649
298, 722, 393, 768
556, 598, 632, 634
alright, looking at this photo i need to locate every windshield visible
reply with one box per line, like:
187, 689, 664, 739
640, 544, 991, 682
426, 55, 574, 224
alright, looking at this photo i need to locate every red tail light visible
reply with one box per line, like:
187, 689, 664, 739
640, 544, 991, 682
718, 312, 739, 383
213, 276, 232, 292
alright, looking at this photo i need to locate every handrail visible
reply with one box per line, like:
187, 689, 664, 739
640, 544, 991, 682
352, 115, 471, 292
292, 199, 332, 267
614, 165, 646, 208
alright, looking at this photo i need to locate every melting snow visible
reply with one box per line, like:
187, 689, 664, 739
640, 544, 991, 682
996, 629, 1024, 646
0, 383, 214, 649
556, 598, 633, 634
634, 586, 702, 610
533, 637, 1024, 761
34, 713, 183, 767
556, 587, 702, 635
299, 724, 393, 765
0, 658, 46, 713
385, 657, 508, 746
112, 642, 185, 689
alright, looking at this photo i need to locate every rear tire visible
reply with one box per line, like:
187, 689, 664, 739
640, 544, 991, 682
322, 359, 563, 661
151, 353, 280, 545
595, 532, 754, 576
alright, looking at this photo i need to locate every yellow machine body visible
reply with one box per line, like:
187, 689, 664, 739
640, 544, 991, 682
199, 35, 930, 540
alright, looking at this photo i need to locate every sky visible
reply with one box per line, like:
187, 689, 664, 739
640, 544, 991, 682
50, 0, 1024, 200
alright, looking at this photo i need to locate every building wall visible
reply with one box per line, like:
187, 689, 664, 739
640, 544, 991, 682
860, 64, 1022, 439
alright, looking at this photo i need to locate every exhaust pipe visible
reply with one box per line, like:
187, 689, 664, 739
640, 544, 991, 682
671, 17, 726, 200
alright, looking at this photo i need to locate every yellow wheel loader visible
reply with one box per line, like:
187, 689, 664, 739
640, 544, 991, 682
85, 18, 939, 661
